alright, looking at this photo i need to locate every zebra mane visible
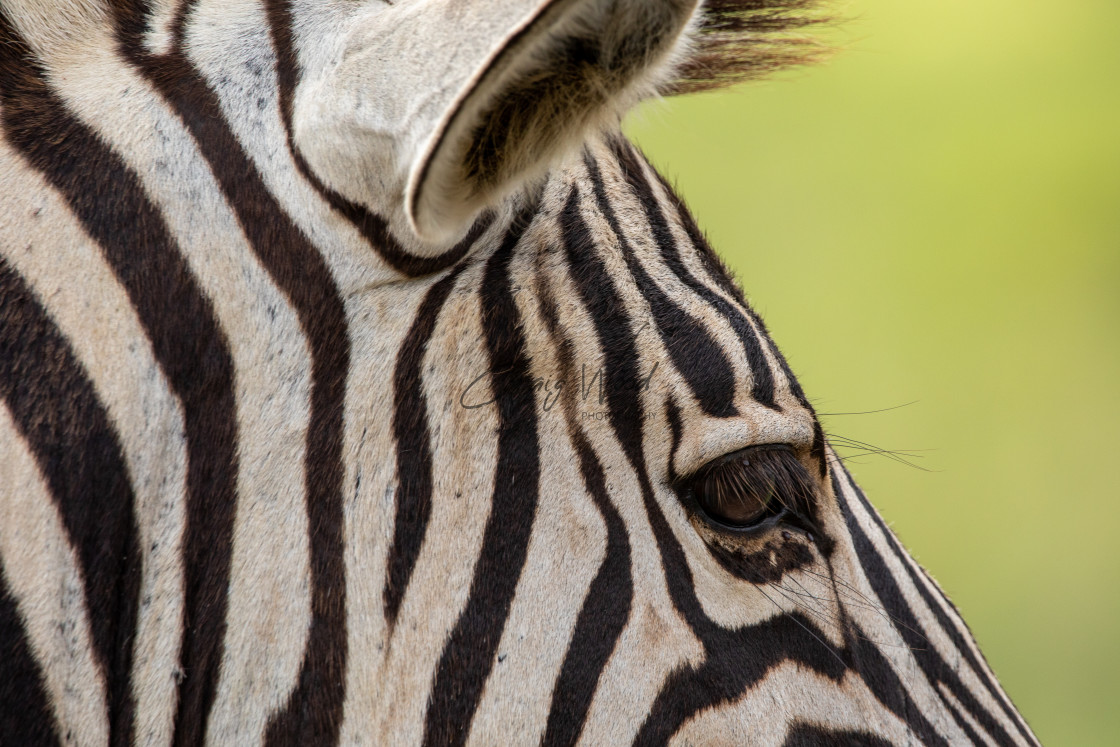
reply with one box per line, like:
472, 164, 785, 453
670, 0, 831, 95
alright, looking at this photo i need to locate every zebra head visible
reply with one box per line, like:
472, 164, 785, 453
0, 0, 1040, 744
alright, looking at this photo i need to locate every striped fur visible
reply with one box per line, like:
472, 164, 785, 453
0, 0, 1038, 744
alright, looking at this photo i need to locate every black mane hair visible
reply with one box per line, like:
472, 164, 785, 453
670, 0, 831, 94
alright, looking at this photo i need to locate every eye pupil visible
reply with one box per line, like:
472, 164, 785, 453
689, 445, 814, 529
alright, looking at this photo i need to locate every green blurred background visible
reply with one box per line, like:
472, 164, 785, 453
626, 1, 1119, 743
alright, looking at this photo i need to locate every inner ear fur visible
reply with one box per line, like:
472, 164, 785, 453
409, 0, 700, 241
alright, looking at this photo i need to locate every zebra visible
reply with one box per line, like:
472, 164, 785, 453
0, 0, 1041, 743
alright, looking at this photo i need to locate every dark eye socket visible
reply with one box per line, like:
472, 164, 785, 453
689, 445, 816, 529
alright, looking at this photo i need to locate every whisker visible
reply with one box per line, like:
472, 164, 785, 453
825, 434, 927, 454
799, 566, 930, 648
777, 580, 916, 650
823, 438, 933, 472
755, 587, 849, 671
817, 401, 919, 417
777, 574, 927, 650
769, 583, 838, 628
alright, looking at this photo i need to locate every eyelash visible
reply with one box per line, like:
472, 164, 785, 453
687, 444, 817, 531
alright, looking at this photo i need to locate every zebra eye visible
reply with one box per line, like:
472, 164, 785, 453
689, 445, 815, 530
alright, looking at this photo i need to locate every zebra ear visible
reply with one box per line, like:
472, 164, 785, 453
295, 0, 699, 244
409, 0, 701, 241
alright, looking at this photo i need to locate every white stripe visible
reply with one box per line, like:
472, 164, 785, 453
899, 535, 1034, 738
595, 148, 760, 403
0, 403, 109, 747
939, 681, 1000, 747
633, 151, 801, 408
537, 183, 703, 745
143, 0, 180, 56
604, 147, 817, 486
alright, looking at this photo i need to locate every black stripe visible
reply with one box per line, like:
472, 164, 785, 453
633, 459, 853, 743
0, 565, 60, 746
264, 0, 490, 277
752, 310, 810, 408
940, 684, 991, 744
635, 610, 850, 745
0, 258, 133, 747
583, 153, 738, 418
385, 260, 474, 627
422, 204, 541, 747
635, 142, 781, 349
0, 23, 238, 745
558, 188, 648, 470
648, 411, 944, 741
637, 461, 936, 743
834, 467, 1021, 746
614, 139, 829, 478
782, 723, 894, 747
616, 139, 829, 474
559, 178, 702, 660
535, 273, 633, 747
665, 396, 685, 483
110, 2, 350, 742
610, 139, 779, 410
561, 150, 938, 744
0, 258, 143, 747
557, 188, 902, 740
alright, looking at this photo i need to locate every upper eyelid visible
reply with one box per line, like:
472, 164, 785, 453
676, 442, 800, 490
667, 411, 816, 484
698, 443, 797, 473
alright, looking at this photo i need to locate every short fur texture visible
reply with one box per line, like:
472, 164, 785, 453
0, 1, 1038, 745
